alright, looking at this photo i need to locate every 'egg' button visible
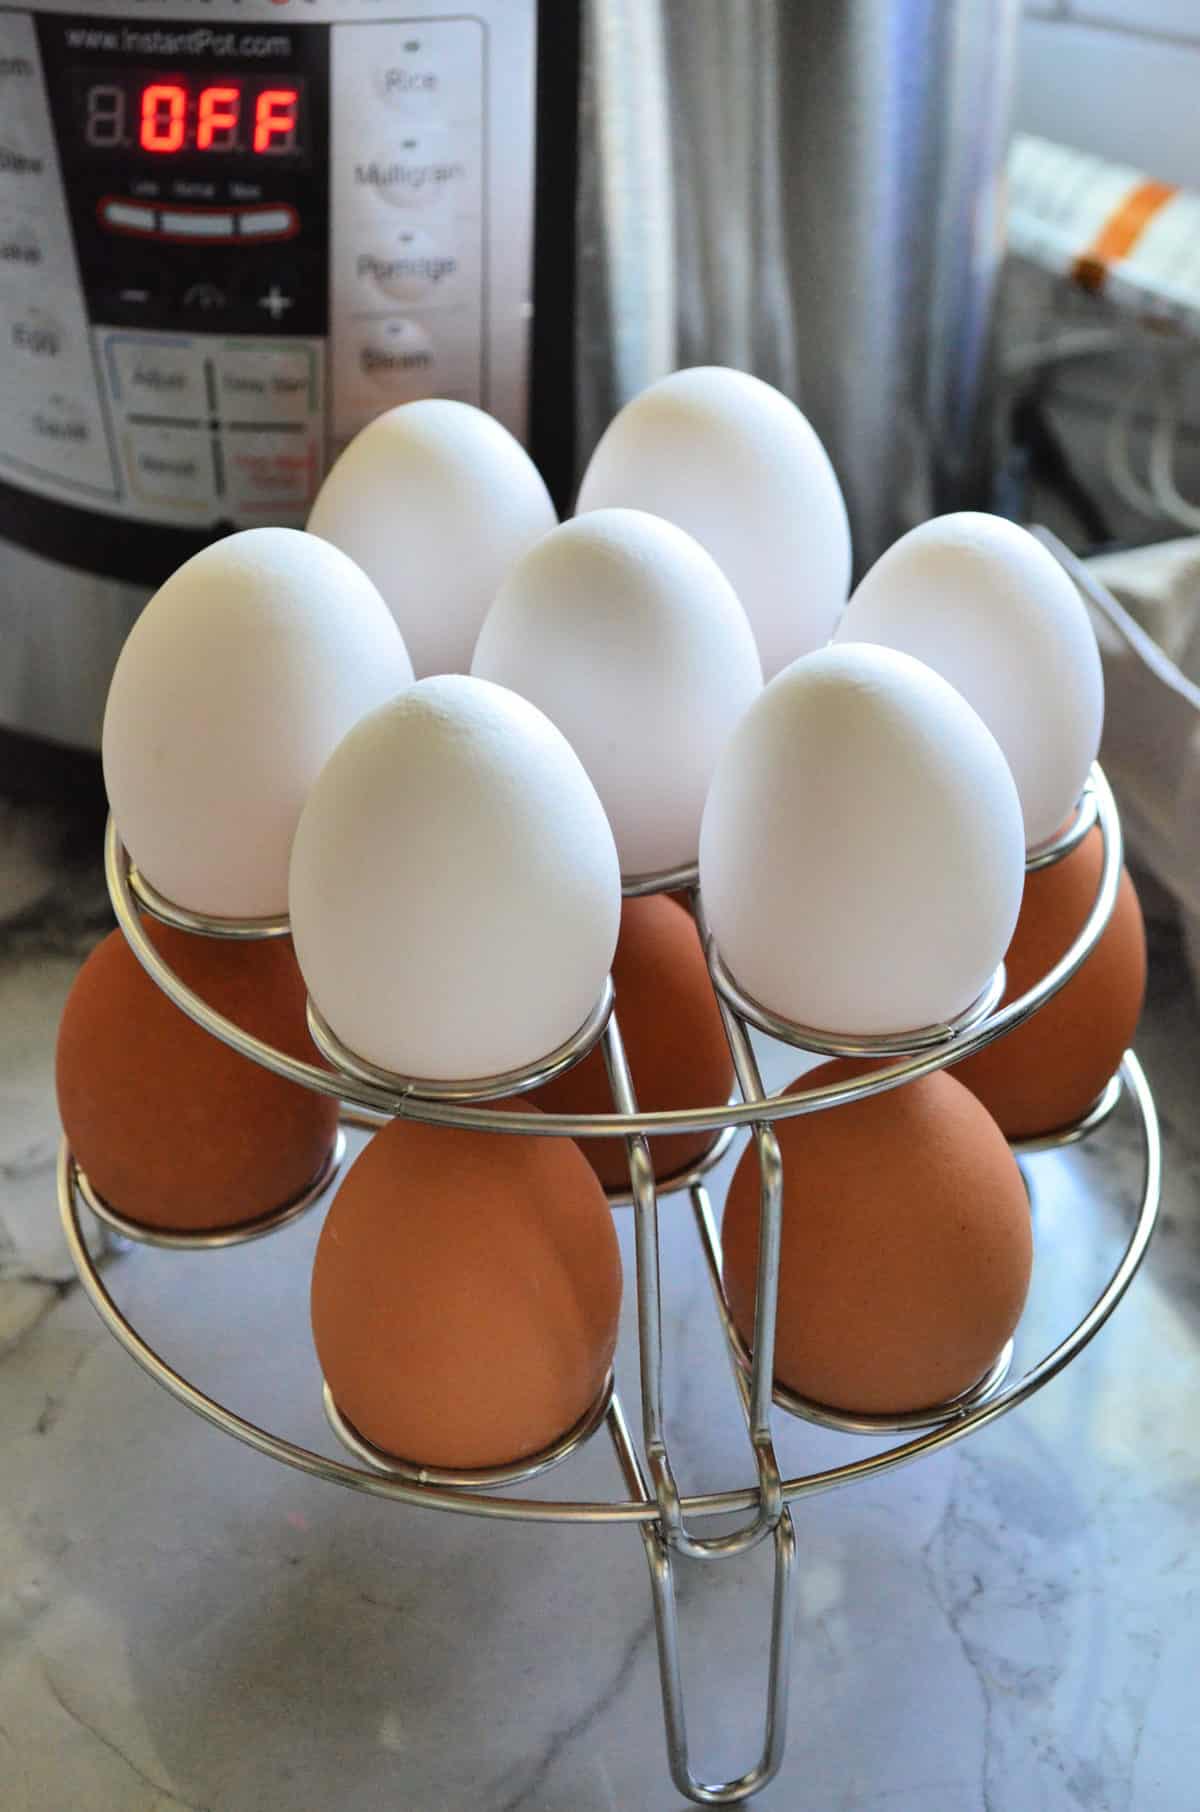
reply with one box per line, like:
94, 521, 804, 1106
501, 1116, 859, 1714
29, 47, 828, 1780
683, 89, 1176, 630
6, 305, 67, 365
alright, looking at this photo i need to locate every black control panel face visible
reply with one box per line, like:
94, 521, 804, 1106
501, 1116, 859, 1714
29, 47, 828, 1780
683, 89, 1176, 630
0, 2, 532, 549
37, 14, 329, 335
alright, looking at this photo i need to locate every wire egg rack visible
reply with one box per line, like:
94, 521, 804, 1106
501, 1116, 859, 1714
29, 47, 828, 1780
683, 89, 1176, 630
59, 596, 1161, 1807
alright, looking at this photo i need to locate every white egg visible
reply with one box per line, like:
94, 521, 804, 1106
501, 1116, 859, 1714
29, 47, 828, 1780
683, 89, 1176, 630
575, 366, 851, 681
307, 399, 557, 677
834, 513, 1104, 848
289, 675, 621, 1080
699, 643, 1025, 1036
102, 527, 413, 920
471, 509, 762, 878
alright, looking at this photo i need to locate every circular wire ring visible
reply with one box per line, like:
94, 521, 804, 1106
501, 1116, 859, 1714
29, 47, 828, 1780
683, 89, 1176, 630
57, 1051, 1161, 1526
622, 861, 699, 899
1009, 1071, 1124, 1156
322, 1372, 616, 1489
75, 1130, 346, 1250
706, 952, 1006, 1059
101, 763, 1126, 1141
1024, 786, 1099, 872
725, 1323, 1016, 1436
305, 984, 614, 1104
127, 863, 292, 940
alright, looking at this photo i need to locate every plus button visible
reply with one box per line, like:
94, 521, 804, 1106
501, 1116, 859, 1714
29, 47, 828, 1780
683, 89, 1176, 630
257, 285, 294, 322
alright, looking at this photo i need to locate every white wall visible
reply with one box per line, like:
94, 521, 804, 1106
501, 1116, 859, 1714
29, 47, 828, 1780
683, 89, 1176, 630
1017, 4, 1200, 188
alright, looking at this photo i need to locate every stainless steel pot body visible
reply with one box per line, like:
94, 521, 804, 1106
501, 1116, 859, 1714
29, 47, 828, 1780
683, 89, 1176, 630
577, 0, 1020, 567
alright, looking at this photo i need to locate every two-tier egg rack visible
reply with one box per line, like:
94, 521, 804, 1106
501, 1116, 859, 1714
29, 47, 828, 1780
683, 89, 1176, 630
59, 533, 1161, 1806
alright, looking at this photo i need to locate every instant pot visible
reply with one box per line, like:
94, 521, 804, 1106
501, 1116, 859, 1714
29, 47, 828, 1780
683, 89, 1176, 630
0, 0, 574, 746
0, 0, 1017, 749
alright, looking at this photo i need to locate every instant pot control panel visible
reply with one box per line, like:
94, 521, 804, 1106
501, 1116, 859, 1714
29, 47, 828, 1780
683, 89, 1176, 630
0, 0, 535, 554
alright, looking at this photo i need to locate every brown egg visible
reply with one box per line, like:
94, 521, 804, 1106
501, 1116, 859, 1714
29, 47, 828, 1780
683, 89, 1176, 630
311, 1114, 622, 1469
56, 920, 339, 1232
531, 893, 733, 1191
952, 827, 1146, 1137
722, 1063, 1032, 1414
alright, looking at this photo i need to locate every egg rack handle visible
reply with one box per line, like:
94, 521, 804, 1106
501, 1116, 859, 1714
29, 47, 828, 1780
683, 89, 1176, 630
607, 1393, 798, 1805
599, 997, 797, 1801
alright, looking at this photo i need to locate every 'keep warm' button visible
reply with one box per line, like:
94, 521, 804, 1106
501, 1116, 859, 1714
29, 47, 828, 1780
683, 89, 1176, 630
224, 430, 318, 516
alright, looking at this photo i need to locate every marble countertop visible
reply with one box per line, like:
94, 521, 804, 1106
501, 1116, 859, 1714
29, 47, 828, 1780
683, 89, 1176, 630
2, 799, 1199, 1812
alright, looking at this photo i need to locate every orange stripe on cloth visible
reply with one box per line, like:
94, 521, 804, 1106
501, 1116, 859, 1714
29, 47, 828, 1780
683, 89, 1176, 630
1072, 180, 1177, 293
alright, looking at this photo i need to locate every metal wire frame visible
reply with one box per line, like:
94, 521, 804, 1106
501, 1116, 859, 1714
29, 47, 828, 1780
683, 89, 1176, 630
322, 1371, 617, 1490
100, 764, 1123, 1141
601, 1012, 785, 1561
706, 952, 1008, 1060
78, 630, 1150, 1800
56, 1051, 1161, 1524
1025, 787, 1100, 872
127, 862, 291, 940
102, 800, 1105, 1534
58, 1051, 1159, 1803
603, 1121, 739, 1206
695, 1181, 1016, 1437
622, 859, 700, 898
75, 1130, 346, 1251
599, 932, 797, 1797
305, 983, 616, 1104
1010, 1071, 1125, 1156
608, 1390, 797, 1807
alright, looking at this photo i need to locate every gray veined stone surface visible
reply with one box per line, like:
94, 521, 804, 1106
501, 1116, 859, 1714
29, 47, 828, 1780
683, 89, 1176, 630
0, 810, 1197, 1810
0, 797, 113, 1287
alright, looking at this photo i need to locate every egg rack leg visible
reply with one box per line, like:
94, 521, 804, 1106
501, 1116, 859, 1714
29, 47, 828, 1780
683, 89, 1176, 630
607, 1394, 797, 1806
601, 1015, 787, 1558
